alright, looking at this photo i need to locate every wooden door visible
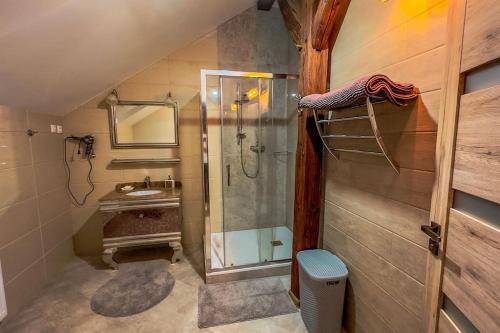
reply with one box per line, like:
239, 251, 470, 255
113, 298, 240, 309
424, 0, 500, 332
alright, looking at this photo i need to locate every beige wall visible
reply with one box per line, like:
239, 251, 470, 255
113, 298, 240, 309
0, 107, 73, 320
323, 0, 448, 332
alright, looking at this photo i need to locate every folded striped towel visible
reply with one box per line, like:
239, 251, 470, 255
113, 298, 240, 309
298, 74, 418, 110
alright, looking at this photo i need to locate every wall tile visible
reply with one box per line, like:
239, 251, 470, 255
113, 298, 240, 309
37, 187, 71, 225
0, 132, 32, 170
0, 198, 39, 248
62, 107, 110, 134
169, 31, 218, 63
0, 107, 26, 132
44, 237, 74, 280
0, 166, 36, 209
126, 62, 170, 85
34, 160, 66, 195
41, 211, 72, 253
0, 108, 73, 320
26, 112, 62, 133
169, 61, 215, 87
30, 133, 64, 164
0, 229, 43, 283
116, 82, 170, 101
181, 221, 203, 249
4, 259, 46, 321
67, 157, 124, 184
67, 182, 115, 209
182, 200, 204, 224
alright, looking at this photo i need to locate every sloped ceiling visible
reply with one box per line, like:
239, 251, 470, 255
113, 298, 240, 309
0, 0, 255, 115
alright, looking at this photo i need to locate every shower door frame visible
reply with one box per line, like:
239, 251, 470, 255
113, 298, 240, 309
200, 69, 298, 283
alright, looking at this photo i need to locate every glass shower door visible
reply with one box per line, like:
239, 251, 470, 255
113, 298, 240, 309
220, 76, 274, 267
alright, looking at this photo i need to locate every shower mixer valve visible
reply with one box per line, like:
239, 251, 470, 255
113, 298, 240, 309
236, 132, 247, 144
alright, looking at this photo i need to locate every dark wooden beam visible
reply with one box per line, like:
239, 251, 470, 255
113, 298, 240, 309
312, 0, 351, 50
290, 0, 330, 302
257, 0, 276, 11
277, 0, 302, 46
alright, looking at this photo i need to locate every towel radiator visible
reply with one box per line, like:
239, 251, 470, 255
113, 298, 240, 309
312, 97, 401, 174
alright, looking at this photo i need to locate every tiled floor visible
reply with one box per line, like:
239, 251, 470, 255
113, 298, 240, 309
1, 248, 307, 333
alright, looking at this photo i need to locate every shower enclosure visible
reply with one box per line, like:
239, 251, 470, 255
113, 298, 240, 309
201, 70, 298, 282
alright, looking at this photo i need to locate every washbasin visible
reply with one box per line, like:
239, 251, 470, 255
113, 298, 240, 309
125, 190, 162, 197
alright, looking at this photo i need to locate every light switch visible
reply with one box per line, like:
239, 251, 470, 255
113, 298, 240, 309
50, 124, 57, 133
56, 125, 63, 134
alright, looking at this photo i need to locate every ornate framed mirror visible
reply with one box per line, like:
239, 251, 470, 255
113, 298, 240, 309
108, 95, 179, 148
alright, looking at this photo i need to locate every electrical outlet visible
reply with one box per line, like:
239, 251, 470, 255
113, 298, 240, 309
50, 124, 57, 133
57, 125, 63, 134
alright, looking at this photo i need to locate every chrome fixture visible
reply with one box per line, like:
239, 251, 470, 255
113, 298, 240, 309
250, 145, 265, 153
26, 129, 38, 136
144, 176, 151, 188
235, 82, 262, 179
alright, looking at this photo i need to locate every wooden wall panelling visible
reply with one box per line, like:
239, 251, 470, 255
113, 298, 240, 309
324, 224, 425, 318
442, 209, 500, 332
328, 132, 437, 171
424, 0, 467, 330
328, 90, 441, 134
452, 85, 500, 204
324, 180, 429, 247
344, 296, 395, 333
324, 0, 450, 331
331, 0, 446, 60
332, 45, 446, 92
324, 200, 427, 283
460, 0, 500, 72
438, 310, 463, 333
327, 160, 435, 210
332, 250, 423, 332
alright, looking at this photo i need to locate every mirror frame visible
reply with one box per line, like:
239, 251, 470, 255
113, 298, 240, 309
108, 100, 179, 149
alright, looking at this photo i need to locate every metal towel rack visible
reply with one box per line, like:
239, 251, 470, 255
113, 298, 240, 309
313, 97, 400, 174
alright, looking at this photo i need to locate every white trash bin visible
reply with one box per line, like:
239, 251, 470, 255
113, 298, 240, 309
297, 249, 348, 333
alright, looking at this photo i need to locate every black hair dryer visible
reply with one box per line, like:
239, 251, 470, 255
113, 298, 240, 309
66, 135, 96, 159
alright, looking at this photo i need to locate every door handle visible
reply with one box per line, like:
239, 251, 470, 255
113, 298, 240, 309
420, 222, 441, 256
226, 164, 230, 186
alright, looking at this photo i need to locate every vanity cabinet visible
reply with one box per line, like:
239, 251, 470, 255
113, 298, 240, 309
98, 182, 182, 269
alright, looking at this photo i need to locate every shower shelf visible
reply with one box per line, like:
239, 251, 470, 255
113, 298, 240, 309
313, 96, 400, 174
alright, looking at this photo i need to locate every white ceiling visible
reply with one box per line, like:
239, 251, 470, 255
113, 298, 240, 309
0, 0, 255, 115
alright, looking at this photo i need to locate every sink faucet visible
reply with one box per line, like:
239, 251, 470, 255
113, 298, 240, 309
144, 176, 151, 188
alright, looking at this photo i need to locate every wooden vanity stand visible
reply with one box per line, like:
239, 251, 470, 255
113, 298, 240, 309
98, 181, 183, 269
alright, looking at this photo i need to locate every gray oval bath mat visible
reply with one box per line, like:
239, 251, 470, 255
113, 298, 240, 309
91, 259, 174, 317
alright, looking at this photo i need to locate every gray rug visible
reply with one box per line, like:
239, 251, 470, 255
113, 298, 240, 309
198, 277, 297, 328
91, 259, 175, 317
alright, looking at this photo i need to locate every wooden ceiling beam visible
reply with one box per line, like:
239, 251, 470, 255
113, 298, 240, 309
311, 0, 351, 50
277, 0, 302, 46
257, 0, 276, 11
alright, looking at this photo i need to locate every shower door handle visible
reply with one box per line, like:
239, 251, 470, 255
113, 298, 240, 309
226, 164, 230, 186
